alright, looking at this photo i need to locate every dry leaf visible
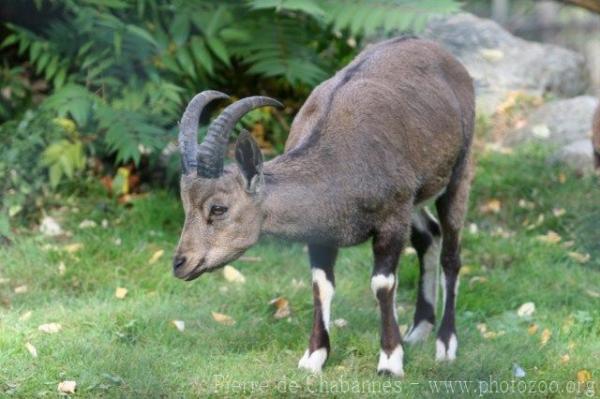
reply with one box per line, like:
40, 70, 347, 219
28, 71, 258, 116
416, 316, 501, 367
333, 318, 348, 328
540, 328, 551, 346
20, 311, 32, 321
172, 320, 185, 332
552, 208, 566, 217
63, 243, 83, 253
57, 380, 76, 394
14, 285, 28, 294
480, 199, 501, 214
568, 252, 590, 264
212, 312, 235, 325
517, 302, 536, 318
536, 231, 561, 244
291, 278, 306, 289
399, 324, 408, 335
459, 266, 473, 276
562, 240, 575, 248
58, 262, 66, 275
38, 323, 61, 334
148, 249, 164, 264
270, 297, 291, 319
78, 219, 97, 229
560, 353, 570, 364
468, 223, 479, 235
585, 289, 600, 298
115, 287, 128, 299
0, 277, 9, 284
25, 342, 38, 358
40, 216, 63, 236
469, 276, 488, 288
558, 173, 566, 184
528, 323, 539, 335
483, 331, 498, 339
518, 199, 535, 210
223, 265, 246, 284
476, 323, 488, 334
577, 369, 592, 384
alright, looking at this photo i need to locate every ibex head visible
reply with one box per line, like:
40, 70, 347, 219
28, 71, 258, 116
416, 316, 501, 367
173, 91, 282, 281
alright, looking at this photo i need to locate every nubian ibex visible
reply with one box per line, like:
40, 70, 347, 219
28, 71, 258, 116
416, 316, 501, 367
173, 37, 475, 376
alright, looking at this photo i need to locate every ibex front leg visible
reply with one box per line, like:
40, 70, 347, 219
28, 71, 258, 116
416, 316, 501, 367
298, 244, 337, 373
371, 222, 409, 377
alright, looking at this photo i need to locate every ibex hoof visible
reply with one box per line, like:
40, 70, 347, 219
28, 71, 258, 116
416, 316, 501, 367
298, 348, 327, 373
435, 335, 457, 362
376, 346, 404, 377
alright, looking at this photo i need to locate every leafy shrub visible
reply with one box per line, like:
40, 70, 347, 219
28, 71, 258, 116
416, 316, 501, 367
0, 0, 461, 235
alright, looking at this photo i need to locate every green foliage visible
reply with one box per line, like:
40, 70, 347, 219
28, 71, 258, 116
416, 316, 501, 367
0, 0, 461, 232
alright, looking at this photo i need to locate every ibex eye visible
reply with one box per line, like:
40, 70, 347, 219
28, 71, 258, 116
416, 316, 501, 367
210, 205, 228, 216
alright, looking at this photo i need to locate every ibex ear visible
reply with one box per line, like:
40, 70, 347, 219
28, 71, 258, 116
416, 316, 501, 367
235, 130, 264, 193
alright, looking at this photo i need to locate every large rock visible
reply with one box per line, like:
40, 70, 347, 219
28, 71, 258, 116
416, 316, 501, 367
424, 13, 588, 114
505, 96, 598, 147
549, 139, 595, 174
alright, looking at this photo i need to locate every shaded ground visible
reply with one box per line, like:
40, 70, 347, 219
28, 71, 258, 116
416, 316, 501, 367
0, 146, 599, 398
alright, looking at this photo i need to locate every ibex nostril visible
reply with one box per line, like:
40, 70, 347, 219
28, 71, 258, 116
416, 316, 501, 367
173, 256, 186, 270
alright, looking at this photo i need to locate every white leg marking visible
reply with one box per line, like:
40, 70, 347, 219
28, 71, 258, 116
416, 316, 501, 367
404, 320, 434, 344
298, 348, 328, 373
377, 346, 404, 377
371, 274, 397, 320
312, 269, 334, 332
440, 271, 447, 311
435, 334, 458, 362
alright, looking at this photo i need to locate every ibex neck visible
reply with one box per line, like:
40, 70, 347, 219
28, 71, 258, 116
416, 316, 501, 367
260, 154, 327, 242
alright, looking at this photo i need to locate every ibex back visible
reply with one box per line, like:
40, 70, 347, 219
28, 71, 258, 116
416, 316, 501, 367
173, 37, 475, 376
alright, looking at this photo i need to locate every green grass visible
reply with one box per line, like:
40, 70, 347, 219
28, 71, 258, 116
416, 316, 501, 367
1, 146, 599, 398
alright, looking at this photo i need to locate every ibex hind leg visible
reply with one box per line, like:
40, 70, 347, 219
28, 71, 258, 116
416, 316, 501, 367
434, 154, 473, 362
404, 208, 441, 344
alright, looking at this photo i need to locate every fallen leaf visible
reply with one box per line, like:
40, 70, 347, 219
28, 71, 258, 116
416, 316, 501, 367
63, 243, 83, 253
480, 199, 501, 214
114, 238, 122, 246
334, 318, 348, 328
269, 297, 291, 319
78, 219, 97, 229
223, 265, 246, 284
518, 199, 535, 210
558, 173, 567, 184
483, 331, 498, 339
469, 276, 488, 288
172, 320, 185, 332
40, 216, 63, 236
552, 208, 566, 217
459, 266, 473, 276
468, 223, 479, 235
517, 302, 536, 318
58, 262, 66, 275
212, 312, 235, 325
540, 328, 551, 346
560, 353, 570, 364
576, 369, 592, 384
513, 363, 526, 378
57, 380, 76, 394
0, 277, 9, 284
25, 342, 37, 358
101, 219, 109, 228
536, 231, 561, 244
476, 323, 488, 334
38, 323, 62, 334
20, 311, 32, 321
115, 287, 128, 299
568, 252, 590, 264
562, 240, 575, 248
14, 285, 28, 294
528, 323, 539, 335
399, 324, 408, 335
291, 278, 306, 289
585, 289, 600, 298
148, 249, 164, 265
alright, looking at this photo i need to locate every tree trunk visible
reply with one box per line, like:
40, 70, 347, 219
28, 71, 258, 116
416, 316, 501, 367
557, 0, 600, 13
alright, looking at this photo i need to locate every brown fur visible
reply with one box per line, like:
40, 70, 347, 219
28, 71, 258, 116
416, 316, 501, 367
174, 36, 475, 283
